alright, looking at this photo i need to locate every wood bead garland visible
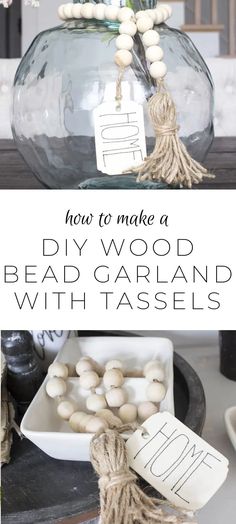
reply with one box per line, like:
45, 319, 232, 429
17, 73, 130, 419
57, 400, 76, 420
46, 377, 67, 398
48, 362, 68, 379
138, 401, 159, 422
118, 403, 137, 423
105, 387, 127, 408
79, 370, 100, 390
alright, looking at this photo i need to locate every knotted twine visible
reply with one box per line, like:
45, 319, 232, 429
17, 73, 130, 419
90, 425, 197, 524
118, 76, 214, 188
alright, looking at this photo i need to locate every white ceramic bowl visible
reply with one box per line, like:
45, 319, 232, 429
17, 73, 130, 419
21, 336, 174, 461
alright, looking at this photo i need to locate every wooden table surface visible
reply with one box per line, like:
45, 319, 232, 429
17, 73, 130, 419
0, 137, 235, 189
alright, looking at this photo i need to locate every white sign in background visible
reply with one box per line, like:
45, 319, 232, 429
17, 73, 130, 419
0, 189, 235, 330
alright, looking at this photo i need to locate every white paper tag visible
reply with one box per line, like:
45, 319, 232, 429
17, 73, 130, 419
126, 412, 229, 511
93, 101, 147, 175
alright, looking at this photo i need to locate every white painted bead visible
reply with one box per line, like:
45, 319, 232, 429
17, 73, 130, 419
119, 21, 137, 37
105, 359, 124, 372
146, 382, 166, 403
57, 400, 76, 420
103, 369, 124, 389
105, 5, 119, 21
146, 45, 164, 62
158, 4, 172, 17
115, 49, 133, 68
138, 401, 158, 422
149, 61, 167, 78
69, 411, 92, 432
79, 370, 100, 390
86, 393, 107, 412
155, 8, 166, 24
58, 5, 66, 20
145, 365, 165, 383
76, 357, 94, 376
116, 34, 134, 51
96, 409, 122, 428
118, 7, 134, 23
63, 2, 74, 19
85, 416, 109, 433
48, 362, 68, 379
136, 16, 153, 33
118, 403, 137, 423
142, 29, 160, 47
93, 3, 106, 20
145, 9, 156, 22
80, 2, 94, 19
46, 377, 67, 398
106, 387, 127, 408
71, 3, 82, 18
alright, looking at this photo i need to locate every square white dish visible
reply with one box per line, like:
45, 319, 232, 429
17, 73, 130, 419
21, 336, 174, 461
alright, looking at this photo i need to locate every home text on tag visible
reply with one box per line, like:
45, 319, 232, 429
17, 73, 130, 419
126, 412, 228, 511
93, 101, 147, 175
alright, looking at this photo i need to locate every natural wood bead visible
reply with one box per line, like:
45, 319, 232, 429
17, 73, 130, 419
119, 403, 137, 423
138, 401, 158, 422
76, 357, 94, 376
93, 3, 106, 20
46, 377, 67, 398
86, 393, 107, 412
142, 29, 160, 47
69, 412, 92, 432
119, 21, 137, 37
85, 416, 109, 434
116, 34, 134, 51
71, 3, 82, 18
57, 400, 76, 420
105, 5, 119, 21
65, 362, 76, 377
144, 360, 164, 377
80, 2, 94, 19
48, 362, 68, 379
146, 382, 166, 403
63, 2, 74, 19
146, 45, 164, 62
106, 387, 127, 408
136, 16, 153, 33
105, 359, 124, 372
103, 369, 124, 389
146, 367, 165, 383
79, 370, 100, 390
96, 409, 122, 428
115, 49, 133, 68
118, 7, 134, 22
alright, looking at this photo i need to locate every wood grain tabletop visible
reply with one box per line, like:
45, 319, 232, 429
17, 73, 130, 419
0, 137, 235, 189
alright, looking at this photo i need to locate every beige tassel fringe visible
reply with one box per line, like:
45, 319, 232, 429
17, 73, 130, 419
128, 80, 214, 189
90, 426, 197, 524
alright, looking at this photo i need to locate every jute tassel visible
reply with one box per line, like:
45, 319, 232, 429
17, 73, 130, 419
90, 426, 197, 524
128, 80, 214, 189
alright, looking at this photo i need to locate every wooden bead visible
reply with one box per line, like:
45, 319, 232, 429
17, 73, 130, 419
57, 400, 76, 420
71, 3, 82, 18
80, 2, 94, 19
105, 359, 124, 372
115, 49, 133, 68
96, 409, 122, 428
155, 9, 166, 24
138, 401, 158, 422
146, 367, 165, 383
86, 393, 107, 412
119, 21, 137, 37
146, 382, 166, 403
144, 360, 164, 376
142, 29, 160, 47
136, 16, 153, 33
106, 387, 127, 408
79, 370, 100, 390
119, 403, 137, 423
69, 412, 92, 432
85, 416, 109, 434
118, 7, 134, 23
105, 5, 119, 21
93, 3, 106, 20
76, 357, 94, 376
116, 34, 134, 51
48, 362, 68, 379
145, 9, 156, 22
135, 11, 145, 19
65, 362, 76, 377
58, 5, 66, 20
46, 377, 67, 398
159, 4, 172, 18
63, 2, 74, 19
146, 45, 164, 62
103, 369, 124, 389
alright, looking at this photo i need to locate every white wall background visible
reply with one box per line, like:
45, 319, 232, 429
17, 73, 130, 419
133, 331, 219, 348
21, 0, 62, 54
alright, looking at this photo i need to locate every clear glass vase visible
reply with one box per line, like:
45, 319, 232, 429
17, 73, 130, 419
12, 1, 214, 189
